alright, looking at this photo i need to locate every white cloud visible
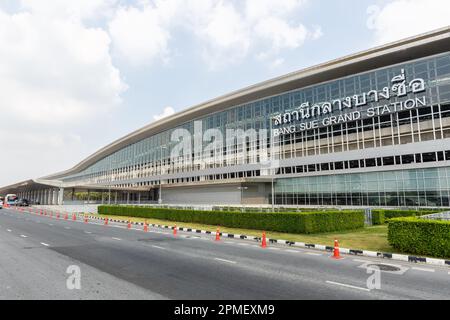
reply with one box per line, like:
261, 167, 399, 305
153, 106, 175, 121
0, 9, 126, 125
108, 4, 171, 66
107, 0, 321, 69
367, 0, 450, 45
19, 0, 117, 21
0, 2, 127, 185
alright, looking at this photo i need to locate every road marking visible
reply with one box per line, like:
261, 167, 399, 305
40, 242, 50, 247
64, 227, 71, 230
326, 281, 370, 292
151, 245, 166, 250
20, 235, 27, 238
306, 252, 321, 256
214, 258, 237, 264
49, 224, 53, 226
84, 231, 92, 234
412, 267, 435, 273
7, 229, 11, 232
112, 237, 121, 241
238, 243, 249, 246
285, 249, 299, 253
268, 247, 280, 251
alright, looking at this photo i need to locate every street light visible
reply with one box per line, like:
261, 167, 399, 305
158, 145, 167, 205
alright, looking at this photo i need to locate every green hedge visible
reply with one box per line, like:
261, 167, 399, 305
372, 211, 385, 225
98, 206, 365, 234
388, 217, 450, 258
372, 209, 449, 222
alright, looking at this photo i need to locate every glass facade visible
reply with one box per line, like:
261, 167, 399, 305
275, 167, 450, 207
62, 52, 450, 186
56, 50, 450, 207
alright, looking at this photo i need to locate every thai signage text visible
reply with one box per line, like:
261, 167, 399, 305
272, 69, 427, 137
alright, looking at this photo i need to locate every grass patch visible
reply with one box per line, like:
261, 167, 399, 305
95, 213, 393, 253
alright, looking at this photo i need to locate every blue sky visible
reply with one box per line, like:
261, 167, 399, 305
0, 0, 449, 186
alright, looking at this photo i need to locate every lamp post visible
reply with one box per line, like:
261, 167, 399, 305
158, 145, 167, 205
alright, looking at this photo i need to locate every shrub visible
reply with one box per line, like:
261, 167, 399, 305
388, 217, 450, 258
372, 211, 385, 225
98, 206, 365, 234
371, 209, 449, 223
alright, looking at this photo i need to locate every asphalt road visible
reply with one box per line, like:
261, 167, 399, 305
0, 207, 449, 300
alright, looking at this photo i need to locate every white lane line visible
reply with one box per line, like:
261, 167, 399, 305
238, 243, 249, 246
268, 247, 280, 251
64, 227, 71, 230
326, 281, 370, 292
20, 235, 28, 238
7, 229, 12, 232
225, 241, 234, 244
285, 249, 299, 253
151, 245, 166, 250
112, 237, 122, 241
84, 231, 92, 234
306, 252, 321, 256
214, 258, 237, 264
40, 242, 50, 247
412, 267, 435, 273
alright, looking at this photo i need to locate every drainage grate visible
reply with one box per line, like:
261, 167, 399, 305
367, 264, 401, 272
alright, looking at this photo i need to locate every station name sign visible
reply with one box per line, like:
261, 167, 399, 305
272, 69, 427, 137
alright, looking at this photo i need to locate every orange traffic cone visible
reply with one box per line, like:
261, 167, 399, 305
215, 227, 220, 241
173, 224, 177, 236
72, 214, 76, 221
64, 213, 68, 220
144, 221, 148, 232
104, 217, 109, 226
332, 239, 342, 259
261, 231, 267, 248
84, 215, 88, 224
127, 220, 131, 229
56, 212, 60, 219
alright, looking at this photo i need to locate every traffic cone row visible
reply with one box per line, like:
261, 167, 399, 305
261, 231, 267, 248
215, 227, 220, 241
332, 239, 342, 259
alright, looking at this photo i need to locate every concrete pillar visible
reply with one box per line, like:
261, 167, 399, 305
58, 188, 64, 205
